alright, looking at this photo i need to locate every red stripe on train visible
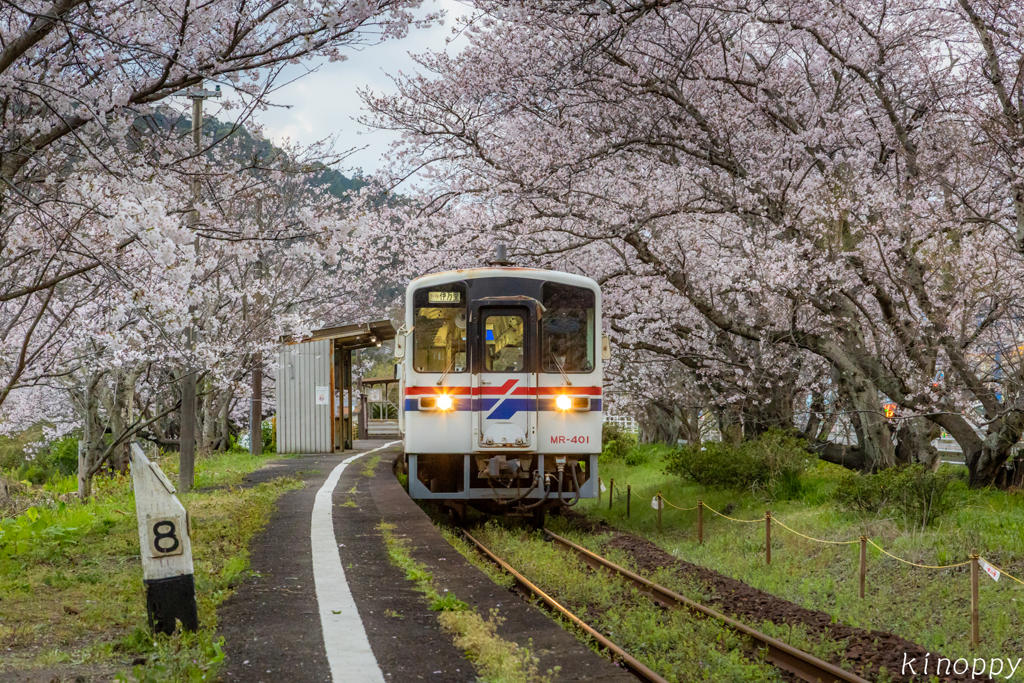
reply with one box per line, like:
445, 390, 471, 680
404, 383, 601, 397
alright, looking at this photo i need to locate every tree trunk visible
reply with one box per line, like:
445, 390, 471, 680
76, 374, 107, 500
719, 406, 743, 447
969, 416, 1024, 487
895, 417, 941, 471
640, 401, 681, 444
218, 391, 232, 450
812, 442, 868, 470
742, 381, 795, 439
930, 408, 1023, 488
844, 380, 896, 471
199, 385, 222, 453
815, 408, 840, 443
803, 394, 823, 442
681, 406, 702, 447
104, 369, 138, 474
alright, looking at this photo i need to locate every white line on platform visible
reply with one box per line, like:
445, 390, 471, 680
312, 442, 399, 683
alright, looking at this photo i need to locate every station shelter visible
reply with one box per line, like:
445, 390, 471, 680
276, 320, 397, 454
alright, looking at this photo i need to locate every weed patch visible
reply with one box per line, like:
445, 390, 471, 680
470, 522, 782, 682
378, 522, 552, 683
833, 464, 962, 529
0, 449, 301, 681
361, 455, 381, 478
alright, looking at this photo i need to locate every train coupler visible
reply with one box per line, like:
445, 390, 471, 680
476, 455, 531, 479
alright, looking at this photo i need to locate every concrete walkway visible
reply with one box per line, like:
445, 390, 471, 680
218, 440, 634, 682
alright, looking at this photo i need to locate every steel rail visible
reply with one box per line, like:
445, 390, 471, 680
461, 530, 670, 683
543, 529, 870, 683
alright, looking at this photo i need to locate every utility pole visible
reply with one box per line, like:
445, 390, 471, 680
249, 198, 263, 457
241, 286, 263, 457
179, 81, 220, 492
251, 357, 263, 455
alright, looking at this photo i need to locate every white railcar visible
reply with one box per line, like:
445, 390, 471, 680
395, 267, 609, 524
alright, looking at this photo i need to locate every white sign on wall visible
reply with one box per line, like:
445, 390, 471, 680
315, 385, 329, 405
369, 388, 382, 402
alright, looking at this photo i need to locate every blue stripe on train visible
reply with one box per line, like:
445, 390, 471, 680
404, 398, 602, 416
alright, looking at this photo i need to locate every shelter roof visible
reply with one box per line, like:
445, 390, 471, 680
283, 319, 397, 351
361, 376, 399, 385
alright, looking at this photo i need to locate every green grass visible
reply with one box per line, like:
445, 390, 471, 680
379, 522, 554, 683
583, 447, 1024, 668
0, 448, 301, 681
440, 528, 515, 590
469, 521, 783, 683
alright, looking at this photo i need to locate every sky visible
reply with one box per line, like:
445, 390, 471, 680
249, 0, 470, 177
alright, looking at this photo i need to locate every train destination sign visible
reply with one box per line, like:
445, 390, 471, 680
428, 291, 460, 303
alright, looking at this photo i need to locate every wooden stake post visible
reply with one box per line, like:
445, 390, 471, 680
609, 479, 614, 510
627, 485, 632, 518
765, 511, 771, 565
971, 549, 980, 647
130, 443, 198, 635
598, 477, 602, 502
697, 500, 703, 544
859, 536, 867, 599
657, 493, 663, 533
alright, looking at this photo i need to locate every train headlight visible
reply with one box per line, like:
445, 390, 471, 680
437, 394, 454, 411
556, 395, 572, 411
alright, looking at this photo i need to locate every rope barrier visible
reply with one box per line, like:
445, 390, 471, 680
866, 539, 971, 569
628, 486, 1023, 581
615, 480, 1023, 649
661, 498, 698, 511
701, 501, 765, 523
771, 517, 859, 545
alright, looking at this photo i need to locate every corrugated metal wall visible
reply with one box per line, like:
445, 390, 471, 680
276, 339, 333, 454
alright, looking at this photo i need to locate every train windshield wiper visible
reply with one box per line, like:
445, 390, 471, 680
550, 351, 572, 386
436, 357, 458, 386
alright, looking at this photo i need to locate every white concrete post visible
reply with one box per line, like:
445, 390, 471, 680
129, 442, 198, 634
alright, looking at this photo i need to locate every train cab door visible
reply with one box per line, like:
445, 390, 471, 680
472, 306, 536, 450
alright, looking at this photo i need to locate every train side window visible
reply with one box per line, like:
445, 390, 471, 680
413, 284, 467, 373
484, 314, 526, 373
541, 283, 595, 373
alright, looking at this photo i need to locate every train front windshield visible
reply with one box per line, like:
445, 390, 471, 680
413, 284, 467, 373
541, 283, 595, 374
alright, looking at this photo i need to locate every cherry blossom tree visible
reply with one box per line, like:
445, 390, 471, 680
0, 0, 430, 400
358, 0, 1024, 485
0, 0, 434, 495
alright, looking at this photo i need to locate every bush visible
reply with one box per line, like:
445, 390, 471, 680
833, 464, 961, 528
664, 429, 815, 500
624, 446, 652, 467
11, 434, 81, 485
47, 437, 80, 476
832, 470, 888, 513
601, 423, 638, 462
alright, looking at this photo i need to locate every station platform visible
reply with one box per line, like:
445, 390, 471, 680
217, 440, 634, 683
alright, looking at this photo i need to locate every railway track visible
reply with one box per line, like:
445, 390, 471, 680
462, 528, 870, 683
